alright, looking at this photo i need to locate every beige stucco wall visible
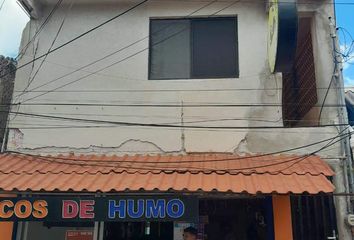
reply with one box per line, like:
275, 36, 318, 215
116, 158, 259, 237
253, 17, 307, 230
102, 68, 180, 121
8, 0, 341, 158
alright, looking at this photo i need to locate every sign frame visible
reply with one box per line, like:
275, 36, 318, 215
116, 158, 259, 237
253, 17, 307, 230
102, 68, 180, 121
268, 0, 298, 73
0, 196, 199, 222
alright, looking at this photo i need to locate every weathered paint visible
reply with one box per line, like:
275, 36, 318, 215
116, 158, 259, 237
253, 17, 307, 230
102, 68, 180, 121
9, 0, 340, 156
7, 0, 352, 238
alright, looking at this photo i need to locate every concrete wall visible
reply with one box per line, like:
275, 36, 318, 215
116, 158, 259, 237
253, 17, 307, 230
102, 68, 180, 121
8, 0, 341, 158
0, 56, 17, 150
8, 1, 353, 239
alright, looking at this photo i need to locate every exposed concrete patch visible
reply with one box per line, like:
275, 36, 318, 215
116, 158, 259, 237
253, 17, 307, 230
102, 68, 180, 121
233, 136, 250, 154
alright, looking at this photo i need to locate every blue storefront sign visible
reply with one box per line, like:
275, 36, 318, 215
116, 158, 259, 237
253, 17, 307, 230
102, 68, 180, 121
0, 196, 198, 222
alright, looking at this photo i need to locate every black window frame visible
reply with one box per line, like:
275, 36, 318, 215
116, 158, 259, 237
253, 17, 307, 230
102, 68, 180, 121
148, 16, 239, 80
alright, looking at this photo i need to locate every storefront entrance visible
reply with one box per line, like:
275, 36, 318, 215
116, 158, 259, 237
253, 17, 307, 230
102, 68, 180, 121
103, 198, 272, 240
13, 195, 337, 240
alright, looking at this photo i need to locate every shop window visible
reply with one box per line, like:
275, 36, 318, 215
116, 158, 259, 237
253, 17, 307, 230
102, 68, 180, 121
104, 222, 173, 240
103, 199, 271, 240
19, 222, 94, 240
282, 17, 318, 127
149, 17, 239, 80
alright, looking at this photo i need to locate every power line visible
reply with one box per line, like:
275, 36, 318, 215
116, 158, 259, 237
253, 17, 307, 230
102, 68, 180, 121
275, 131, 347, 173
4, 117, 336, 126
0, 0, 6, 11
8, 115, 335, 124
9, 0, 354, 96
8, 120, 342, 134
12, 87, 352, 93
318, 68, 336, 124
7, 102, 348, 107
16, 0, 64, 60
12, 4, 353, 104
14, 0, 236, 101
5, 131, 350, 172
4, 110, 350, 129
8, 130, 349, 164
15, 29, 185, 102
0, 0, 149, 79
18, 0, 74, 98
149, 0, 354, 4
6, 124, 345, 132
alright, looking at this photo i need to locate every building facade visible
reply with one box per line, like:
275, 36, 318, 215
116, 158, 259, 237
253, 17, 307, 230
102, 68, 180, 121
0, 0, 352, 239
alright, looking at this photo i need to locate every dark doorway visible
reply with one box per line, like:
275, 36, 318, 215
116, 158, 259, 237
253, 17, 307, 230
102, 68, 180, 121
200, 198, 272, 240
291, 195, 338, 240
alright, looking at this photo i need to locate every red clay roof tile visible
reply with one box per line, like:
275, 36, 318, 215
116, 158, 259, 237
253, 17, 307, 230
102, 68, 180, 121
0, 152, 335, 194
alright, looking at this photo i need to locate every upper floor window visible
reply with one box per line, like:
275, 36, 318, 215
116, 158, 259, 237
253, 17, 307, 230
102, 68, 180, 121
149, 17, 239, 80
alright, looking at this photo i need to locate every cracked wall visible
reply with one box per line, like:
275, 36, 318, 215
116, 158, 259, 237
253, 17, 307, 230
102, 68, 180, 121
8, 0, 341, 159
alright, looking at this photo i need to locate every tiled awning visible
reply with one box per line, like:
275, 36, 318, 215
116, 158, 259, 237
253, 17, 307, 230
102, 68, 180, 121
0, 152, 335, 194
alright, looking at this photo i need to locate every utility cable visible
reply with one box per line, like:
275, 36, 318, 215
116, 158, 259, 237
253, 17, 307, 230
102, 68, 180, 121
5, 131, 351, 172
18, 0, 74, 98
278, 126, 351, 172
3, 110, 350, 129
16, 0, 64, 60
14, 0, 235, 100
13, 86, 351, 93
2, 0, 354, 80
7, 129, 350, 164
0, 0, 6, 11
0, 0, 148, 79
6, 102, 348, 107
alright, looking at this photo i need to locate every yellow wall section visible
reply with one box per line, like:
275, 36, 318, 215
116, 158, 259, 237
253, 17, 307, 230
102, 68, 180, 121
273, 195, 293, 240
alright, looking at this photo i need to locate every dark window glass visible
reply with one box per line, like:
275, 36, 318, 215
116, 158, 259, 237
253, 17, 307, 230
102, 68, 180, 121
191, 18, 238, 78
149, 17, 238, 80
149, 20, 190, 79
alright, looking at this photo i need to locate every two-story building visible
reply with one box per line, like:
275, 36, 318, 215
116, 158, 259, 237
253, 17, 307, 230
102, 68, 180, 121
0, 0, 352, 239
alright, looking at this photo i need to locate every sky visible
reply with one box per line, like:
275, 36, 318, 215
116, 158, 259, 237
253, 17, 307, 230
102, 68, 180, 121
0, 0, 353, 85
336, 1, 354, 86
0, 0, 28, 58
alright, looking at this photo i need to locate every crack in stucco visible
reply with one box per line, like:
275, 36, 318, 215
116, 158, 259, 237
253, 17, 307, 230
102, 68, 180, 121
232, 135, 250, 154
12, 139, 182, 155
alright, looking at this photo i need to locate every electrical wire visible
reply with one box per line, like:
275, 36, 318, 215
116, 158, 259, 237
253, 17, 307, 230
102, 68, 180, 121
318, 67, 337, 124
0, 0, 6, 11
7, 129, 349, 164
278, 126, 350, 172
317, 25, 352, 125
9, 115, 335, 124
12, 86, 351, 93
15, 30, 187, 103
148, 0, 354, 4
14, 0, 238, 101
3, 110, 349, 129
17, 0, 74, 99
0, 0, 148, 79
5, 130, 351, 172
7, 123, 342, 134
7, 102, 348, 107
16, 0, 64, 60
5, 0, 354, 82
18, 27, 351, 104
11, 3, 354, 104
